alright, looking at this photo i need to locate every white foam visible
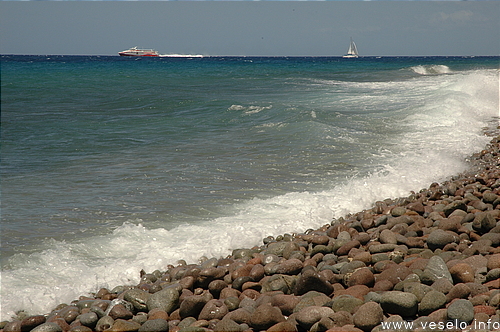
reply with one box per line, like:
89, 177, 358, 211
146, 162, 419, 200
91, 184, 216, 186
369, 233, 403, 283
228, 104, 272, 114
410, 64, 452, 75
1, 68, 498, 321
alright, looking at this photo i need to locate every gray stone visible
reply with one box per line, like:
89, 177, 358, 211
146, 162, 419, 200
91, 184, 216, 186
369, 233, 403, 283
76, 300, 95, 310
96, 316, 114, 332
124, 288, 151, 312
483, 192, 499, 204
30, 323, 63, 332
473, 212, 496, 233
294, 306, 335, 331
138, 319, 169, 332
380, 291, 418, 317
337, 231, 351, 242
79, 312, 99, 328
104, 298, 134, 316
427, 229, 458, 251
293, 291, 330, 314
224, 296, 240, 311
403, 282, 433, 302
232, 249, 253, 260
339, 260, 366, 275
293, 267, 333, 296
447, 299, 474, 323
391, 207, 407, 217
177, 327, 205, 332
67, 327, 92, 332
146, 285, 181, 313
264, 242, 289, 257
443, 200, 467, 217
329, 295, 364, 314
369, 244, 398, 254
418, 290, 447, 316
179, 291, 213, 320
178, 317, 197, 329
261, 274, 296, 294
379, 230, 397, 245
422, 255, 453, 284
213, 318, 242, 332
486, 268, 500, 282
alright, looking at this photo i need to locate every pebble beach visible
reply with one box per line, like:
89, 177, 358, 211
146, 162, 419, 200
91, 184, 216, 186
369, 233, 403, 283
2, 132, 500, 332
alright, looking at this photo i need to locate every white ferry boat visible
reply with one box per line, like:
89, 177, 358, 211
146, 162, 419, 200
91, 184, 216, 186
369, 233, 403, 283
118, 47, 160, 57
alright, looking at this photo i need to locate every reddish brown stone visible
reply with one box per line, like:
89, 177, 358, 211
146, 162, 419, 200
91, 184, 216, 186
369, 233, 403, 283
446, 283, 471, 302
225, 308, 252, 325
147, 309, 169, 321
108, 319, 141, 332
231, 264, 253, 280
108, 304, 133, 320
267, 320, 298, 332
487, 253, 500, 270
250, 303, 285, 331
340, 285, 370, 300
293, 267, 334, 296
406, 237, 425, 248
198, 299, 229, 320
373, 279, 393, 292
303, 258, 318, 267
346, 267, 375, 288
336, 240, 361, 256
247, 256, 262, 265
407, 202, 425, 215
327, 224, 350, 239
353, 302, 384, 332
376, 264, 411, 286
21, 315, 46, 331
249, 264, 265, 281
274, 258, 304, 275
484, 279, 500, 289
438, 218, 462, 232
58, 305, 80, 324
474, 305, 496, 316
325, 325, 364, 332
219, 287, 241, 299
351, 251, 372, 264
270, 294, 301, 316
48, 318, 71, 332
428, 308, 448, 322
449, 263, 475, 283
407, 258, 429, 271
312, 235, 330, 245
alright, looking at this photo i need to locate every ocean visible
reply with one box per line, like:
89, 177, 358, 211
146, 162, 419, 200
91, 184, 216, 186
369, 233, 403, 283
1, 55, 498, 319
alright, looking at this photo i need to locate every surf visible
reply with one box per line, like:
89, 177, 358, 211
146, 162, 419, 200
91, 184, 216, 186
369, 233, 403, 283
1, 58, 498, 320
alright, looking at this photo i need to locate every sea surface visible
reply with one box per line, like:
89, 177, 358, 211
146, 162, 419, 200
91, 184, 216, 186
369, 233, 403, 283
1, 55, 499, 319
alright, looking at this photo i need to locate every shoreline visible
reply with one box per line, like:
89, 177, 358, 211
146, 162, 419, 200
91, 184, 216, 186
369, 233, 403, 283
2, 133, 500, 332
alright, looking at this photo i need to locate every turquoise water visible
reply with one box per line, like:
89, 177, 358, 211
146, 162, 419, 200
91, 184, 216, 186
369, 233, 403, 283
1, 55, 499, 318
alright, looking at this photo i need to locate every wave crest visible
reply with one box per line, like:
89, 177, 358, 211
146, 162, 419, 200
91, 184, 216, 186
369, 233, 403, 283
410, 65, 452, 75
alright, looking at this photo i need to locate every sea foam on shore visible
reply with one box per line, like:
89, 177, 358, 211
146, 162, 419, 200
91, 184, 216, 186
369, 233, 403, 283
2, 132, 499, 332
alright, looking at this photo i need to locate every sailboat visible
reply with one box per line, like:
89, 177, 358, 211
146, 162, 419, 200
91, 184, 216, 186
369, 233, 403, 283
343, 38, 359, 58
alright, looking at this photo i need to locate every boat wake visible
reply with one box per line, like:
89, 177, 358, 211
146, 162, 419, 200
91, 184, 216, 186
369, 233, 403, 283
159, 54, 204, 58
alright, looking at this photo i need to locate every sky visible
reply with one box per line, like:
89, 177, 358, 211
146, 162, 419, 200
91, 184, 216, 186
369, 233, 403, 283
0, 1, 499, 56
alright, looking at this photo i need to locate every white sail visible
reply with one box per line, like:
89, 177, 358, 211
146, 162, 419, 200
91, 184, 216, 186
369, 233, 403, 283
343, 38, 359, 58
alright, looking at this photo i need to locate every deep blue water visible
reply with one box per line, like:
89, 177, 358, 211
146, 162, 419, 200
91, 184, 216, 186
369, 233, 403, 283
1, 55, 498, 318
